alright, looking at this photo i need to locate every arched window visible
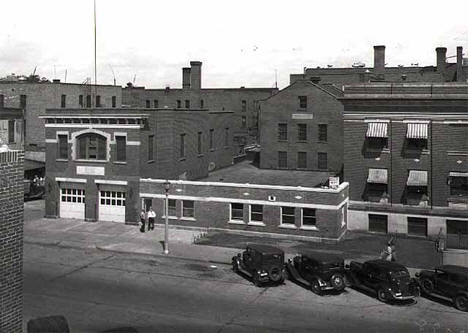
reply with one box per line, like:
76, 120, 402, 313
77, 133, 107, 160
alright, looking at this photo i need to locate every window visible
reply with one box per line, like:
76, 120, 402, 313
61, 189, 85, 204
297, 152, 307, 169
8, 120, 15, 144
450, 175, 468, 197
112, 96, 116, 108
318, 152, 327, 170
79, 95, 84, 107
369, 214, 388, 233
168, 199, 176, 217
241, 116, 246, 128
96, 95, 101, 107
367, 137, 388, 150
177, 100, 181, 108
197, 131, 202, 155
182, 200, 194, 218
318, 124, 327, 142
61, 95, 66, 108
209, 129, 214, 150
146, 100, 150, 108
278, 123, 288, 141
407, 138, 427, 150
281, 207, 295, 225
86, 95, 91, 108
224, 128, 229, 147
298, 96, 307, 109
230, 203, 244, 221
0, 94, 4, 108
407, 217, 427, 237
200, 99, 204, 108
185, 100, 190, 109
278, 151, 287, 169
302, 208, 316, 226
116, 136, 126, 161
77, 133, 107, 160
57, 134, 68, 159
100, 191, 126, 207
148, 135, 154, 161
180, 134, 186, 158
250, 205, 263, 222
153, 99, 158, 108
20, 95, 27, 108
241, 100, 247, 112
297, 124, 307, 141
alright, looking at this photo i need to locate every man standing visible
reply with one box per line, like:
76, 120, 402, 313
139, 210, 146, 233
147, 207, 156, 231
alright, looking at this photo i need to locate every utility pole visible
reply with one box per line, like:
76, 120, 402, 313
163, 180, 170, 254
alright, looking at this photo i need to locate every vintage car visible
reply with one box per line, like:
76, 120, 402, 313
416, 265, 468, 312
345, 259, 420, 303
285, 252, 348, 294
232, 244, 286, 286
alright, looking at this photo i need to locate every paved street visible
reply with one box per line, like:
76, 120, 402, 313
24, 243, 468, 333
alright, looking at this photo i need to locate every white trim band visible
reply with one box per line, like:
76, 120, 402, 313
94, 179, 128, 185
55, 177, 87, 183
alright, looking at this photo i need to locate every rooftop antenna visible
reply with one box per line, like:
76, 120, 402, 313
32, 66, 37, 76
54, 65, 56, 79
133, 74, 137, 85
109, 65, 116, 85
274, 69, 278, 89
94, 0, 98, 101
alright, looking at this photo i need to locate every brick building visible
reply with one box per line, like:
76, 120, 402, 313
140, 165, 349, 240
291, 45, 467, 85
42, 107, 235, 223
0, 149, 24, 333
259, 79, 343, 173
0, 105, 23, 151
122, 61, 277, 153
341, 83, 468, 250
0, 80, 122, 156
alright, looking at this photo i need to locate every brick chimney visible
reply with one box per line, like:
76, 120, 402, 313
182, 67, 191, 89
457, 46, 464, 82
436, 47, 447, 79
373, 45, 386, 76
190, 61, 202, 90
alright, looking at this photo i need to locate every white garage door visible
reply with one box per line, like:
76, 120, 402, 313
60, 188, 85, 219
99, 190, 126, 222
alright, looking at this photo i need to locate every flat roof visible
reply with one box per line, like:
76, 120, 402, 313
199, 160, 333, 188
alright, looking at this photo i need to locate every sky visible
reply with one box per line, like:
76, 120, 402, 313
1, 0, 467, 89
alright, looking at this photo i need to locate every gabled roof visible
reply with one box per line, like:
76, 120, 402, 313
263, 79, 343, 102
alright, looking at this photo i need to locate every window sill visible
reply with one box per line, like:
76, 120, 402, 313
56, 159, 68, 162
300, 226, 319, 231
181, 217, 196, 221
296, 140, 308, 143
147, 160, 155, 164
248, 221, 266, 227
228, 220, 245, 225
113, 161, 127, 165
75, 159, 108, 163
279, 224, 297, 229
178, 157, 186, 162
197, 154, 204, 158
161, 216, 178, 220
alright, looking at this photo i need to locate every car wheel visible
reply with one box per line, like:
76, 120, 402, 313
330, 274, 345, 290
269, 267, 282, 282
253, 273, 261, 287
311, 280, 322, 295
420, 278, 434, 294
232, 260, 239, 273
377, 288, 387, 303
454, 295, 468, 312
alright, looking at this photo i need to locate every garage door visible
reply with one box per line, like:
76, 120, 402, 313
99, 190, 126, 222
60, 188, 85, 219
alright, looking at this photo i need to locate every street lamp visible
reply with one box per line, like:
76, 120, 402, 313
163, 180, 170, 254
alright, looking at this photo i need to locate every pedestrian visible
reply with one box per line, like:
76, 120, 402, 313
381, 238, 396, 262
147, 207, 156, 231
139, 210, 146, 233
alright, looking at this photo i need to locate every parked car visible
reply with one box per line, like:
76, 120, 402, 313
416, 265, 468, 312
232, 244, 286, 286
345, 259, 420, 303
285, 252, 348, 294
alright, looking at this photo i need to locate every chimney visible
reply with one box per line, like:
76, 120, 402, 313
373, 45, 385, 75
436, 47, 447, 78
457, 46, 464, 82
190, 61, 202, 90
182, 67, 191, 89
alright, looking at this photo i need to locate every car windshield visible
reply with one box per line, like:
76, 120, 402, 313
389, 270, 410, 281
263, 254, 282, 264
322, 262, 342, 269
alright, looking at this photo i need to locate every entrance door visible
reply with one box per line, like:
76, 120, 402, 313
60, 188, 85, 219
99, 190, 126, 222
446, 220, 468, 250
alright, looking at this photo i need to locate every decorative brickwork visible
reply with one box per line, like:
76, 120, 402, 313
0, 150, 24, 333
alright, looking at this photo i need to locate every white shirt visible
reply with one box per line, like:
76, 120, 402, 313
147, 210, 156, 218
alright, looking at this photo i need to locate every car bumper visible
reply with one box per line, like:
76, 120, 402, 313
390, 293, 415, 300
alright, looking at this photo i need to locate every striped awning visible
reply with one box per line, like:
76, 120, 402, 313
450, 172, 468, 177
406, 123, 428, 139
367, 168, 388, 184
366, 122, 388, 138
407, 170, 428, 186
